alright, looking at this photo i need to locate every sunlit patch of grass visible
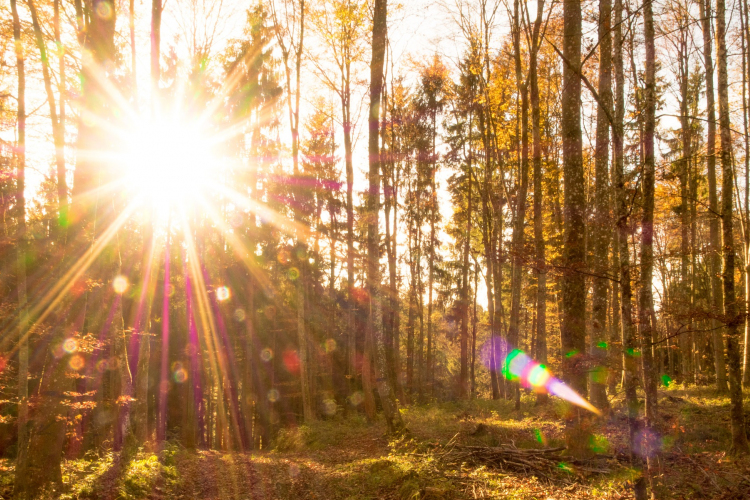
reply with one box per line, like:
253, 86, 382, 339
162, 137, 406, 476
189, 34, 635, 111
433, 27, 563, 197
59, 451, 115, 499
117, 448, 179, 499
0, 459, 15, 498
273, 415, 370, 452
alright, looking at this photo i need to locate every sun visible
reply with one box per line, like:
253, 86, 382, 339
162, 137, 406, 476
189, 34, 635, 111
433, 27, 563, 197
120, 117, 220, 215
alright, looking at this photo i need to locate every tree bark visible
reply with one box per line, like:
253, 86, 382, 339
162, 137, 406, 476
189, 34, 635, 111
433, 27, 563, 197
10, 0, 31, 493
716, 0, 750, 454
700, 0, 729, 392
26, 0, 67, 235
640, 0, 658, 425
530, 0, 547, 406
591, 0, 612, 411
460, 143, 472, 398
367, 0, 404, 434
508, 0, 530, 411
134, 218, 156, 443
561, 0, 588, 454
613, 1, 646, 496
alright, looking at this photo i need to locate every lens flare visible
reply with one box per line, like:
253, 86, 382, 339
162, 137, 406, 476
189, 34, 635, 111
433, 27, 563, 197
234, 308, 246, 322
488, 342, 600, 415
216, 286, 230, 301
173, 368, 188, 383
282, 350, 300, 374
69, 355, 85, 371
63, 338, 78, 354
323, 339, 337, 353
113, 275, 129, 294
267, 389, 280, 402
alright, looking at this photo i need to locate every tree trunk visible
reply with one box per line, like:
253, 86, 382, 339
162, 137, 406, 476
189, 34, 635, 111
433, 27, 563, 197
343, 61, 357, 403
460, 147, 472, 398
27, 0, 67, 235
561, 0, 588, 455
613, 1, 646, 495
53, 0, 68, 233
640, 0, 658, 425
134, 218, 156, 443
151, 0, 162, 91
591, 0, 612, 411
471, 257, 479, 397
508, 0, 530, 411
743, 0, 750, 388
17, 0, 116, 494
716, 0, 750, 454
700, 0, 729, 392
368, 0, 404, 434
10, 0, 31, 493
530, 0, 547, 406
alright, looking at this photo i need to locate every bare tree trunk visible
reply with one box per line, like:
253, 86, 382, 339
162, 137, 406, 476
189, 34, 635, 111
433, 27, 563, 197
743, 0, 750, 388
427, 122, 437, 398
134, 217, 156, 443
344, 58, 357, 403
700, 0, 729, 392
383, 119, 401, 399
460, 147, 472, 398
368, 0, 404, 434
272, 0, 314, 423
471, 257, 479, 397
530, 0, 547, 406
151, 0, 161, 91
508, 0, 530, 411
11, 0, 31, 493
638, 0, 660, 493
640, 0, 658, 425
561, 0, 588, 455
678, 27, 694, 384
613, 2, 646, 496
716, 0, 750, 454
591, 0, 612, 411
53, 0, 68, 233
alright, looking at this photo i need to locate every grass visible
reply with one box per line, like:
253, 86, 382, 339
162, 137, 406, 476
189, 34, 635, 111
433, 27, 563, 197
1, 387, 748, 498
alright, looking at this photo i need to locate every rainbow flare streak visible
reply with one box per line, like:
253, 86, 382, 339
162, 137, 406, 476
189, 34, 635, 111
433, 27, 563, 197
501, 348, 601, 416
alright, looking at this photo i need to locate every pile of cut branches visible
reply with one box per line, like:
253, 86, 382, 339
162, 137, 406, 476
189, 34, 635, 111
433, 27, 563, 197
434, 432, 615, 480
440, 443, 567, 476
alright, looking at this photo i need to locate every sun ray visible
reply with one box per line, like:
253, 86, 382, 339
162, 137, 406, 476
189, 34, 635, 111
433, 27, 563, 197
1, 199, 140, 357
180, 210, 244, 448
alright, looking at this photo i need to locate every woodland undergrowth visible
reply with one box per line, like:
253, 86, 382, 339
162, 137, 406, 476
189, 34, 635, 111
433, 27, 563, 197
1, 387, 748, 499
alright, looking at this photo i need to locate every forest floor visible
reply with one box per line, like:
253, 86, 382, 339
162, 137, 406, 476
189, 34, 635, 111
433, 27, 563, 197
1, 386, 750, 499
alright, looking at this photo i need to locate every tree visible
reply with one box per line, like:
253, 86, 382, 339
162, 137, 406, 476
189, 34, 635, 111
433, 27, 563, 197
639, 0, 658, 427
590, 0, 612, 411
10, 0, 30, 494
507, 0, 530, 410
367, 0, 404, 434
308, 1, 368, 399
716, 0, 750, 455
699, 0, 728, 393
614, 0, 646, 496
271, 0, 315, 423
561, 0, 588, 454
529, 0, 547, 407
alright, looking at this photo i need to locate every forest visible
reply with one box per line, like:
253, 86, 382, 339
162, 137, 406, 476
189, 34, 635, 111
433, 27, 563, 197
0, 0, 750, 497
